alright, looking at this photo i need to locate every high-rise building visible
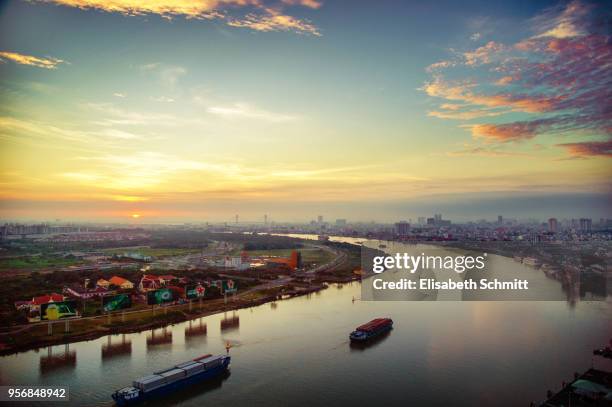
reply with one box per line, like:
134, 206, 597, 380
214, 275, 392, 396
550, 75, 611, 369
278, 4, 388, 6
418, 217, 426, 225
548, 218, 558, 233
317, 215, 323, 224
497, 215, 503, 225
434, 214, 442, 223
335, 219, 347, 226
579, 218, 592, 232
395, 221, 410, 237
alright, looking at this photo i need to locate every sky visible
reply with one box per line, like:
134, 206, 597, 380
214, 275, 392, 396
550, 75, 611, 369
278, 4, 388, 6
0, 0, 610, 223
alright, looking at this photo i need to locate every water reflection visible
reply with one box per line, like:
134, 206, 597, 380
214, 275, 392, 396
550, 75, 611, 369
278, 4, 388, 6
220, 313, 240, 332
147, 327, 173, 347
349, 330, 392, 352
146, 371, 231, 406
40, 344, 76, 374
185, 320, 207, 338
101, 334, 132, 360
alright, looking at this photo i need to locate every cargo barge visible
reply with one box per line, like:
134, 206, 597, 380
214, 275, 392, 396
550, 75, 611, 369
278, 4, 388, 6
349, 318, 393, 342
112, 354, 230, 406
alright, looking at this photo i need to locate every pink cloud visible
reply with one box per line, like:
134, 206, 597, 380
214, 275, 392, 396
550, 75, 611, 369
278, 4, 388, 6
557, 140, 612, 158
422, 0, 611, 154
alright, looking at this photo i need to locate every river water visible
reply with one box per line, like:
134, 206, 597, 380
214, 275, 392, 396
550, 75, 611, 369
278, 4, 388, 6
0, 237, 610, 406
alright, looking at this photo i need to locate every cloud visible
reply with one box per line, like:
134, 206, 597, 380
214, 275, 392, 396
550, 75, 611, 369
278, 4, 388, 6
470, 32, 481, 41
86, 102, 182, 126
463, 41, 504, 66
228, 7, 320, 36
151, 96, 175, 103
0, 51, 66, 69
113, 92, 127, 98
469, 122, 543, 142
281, 0, 322, 9
30, 0, 322, 36
556, 140, 612, 158
447, 145, 533, 157
207, 103, 296, 122
422, 0, 611, 154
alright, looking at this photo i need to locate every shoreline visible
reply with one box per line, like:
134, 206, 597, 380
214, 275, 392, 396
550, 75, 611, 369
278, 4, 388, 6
0, 276, 360, 356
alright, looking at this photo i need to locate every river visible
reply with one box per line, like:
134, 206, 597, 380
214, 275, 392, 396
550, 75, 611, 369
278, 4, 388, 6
0, 236, 610, 406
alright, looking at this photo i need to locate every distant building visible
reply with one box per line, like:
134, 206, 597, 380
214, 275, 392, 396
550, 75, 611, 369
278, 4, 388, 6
223, 256, 250, 270
395, 221, 410, 237
317, 215, 324, 224
548, 218, 558, 233
335, 219, 347, 226
579, 218, 592, 232
497, 215, 503, 225
265, 250, 301, 271
418, 217, 426, 225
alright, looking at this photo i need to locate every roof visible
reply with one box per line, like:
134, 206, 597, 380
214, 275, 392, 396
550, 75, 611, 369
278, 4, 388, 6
109, 276, 131, 286
97, 278, 110, 284
32, 293, 63, 305
141, 274, 161, 281
159, 275, 177, 280
356, 318, 392, 332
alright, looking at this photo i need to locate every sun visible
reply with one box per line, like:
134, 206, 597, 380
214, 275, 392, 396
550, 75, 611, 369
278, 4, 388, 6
131, 213, 141, 219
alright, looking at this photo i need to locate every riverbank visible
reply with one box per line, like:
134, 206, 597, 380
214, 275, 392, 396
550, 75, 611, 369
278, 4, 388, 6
0, 282, 332, 356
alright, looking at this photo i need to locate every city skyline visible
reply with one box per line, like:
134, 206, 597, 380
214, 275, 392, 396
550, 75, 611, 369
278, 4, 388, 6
1, 0, 611, 222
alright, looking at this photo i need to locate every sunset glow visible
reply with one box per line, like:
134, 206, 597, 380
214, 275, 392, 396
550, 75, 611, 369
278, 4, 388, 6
0, 0, 610, 222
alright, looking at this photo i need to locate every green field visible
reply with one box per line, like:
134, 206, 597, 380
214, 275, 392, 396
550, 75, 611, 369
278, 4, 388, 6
101, 247, 201, 258
0, 256, 81, 271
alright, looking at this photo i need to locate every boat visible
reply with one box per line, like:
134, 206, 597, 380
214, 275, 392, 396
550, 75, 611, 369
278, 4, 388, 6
350, 318, 393, 342
378, 244, 387, 249
112, 354, 231, 406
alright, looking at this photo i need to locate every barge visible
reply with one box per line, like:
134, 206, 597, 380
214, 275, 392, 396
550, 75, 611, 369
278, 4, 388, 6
112, 354, 230, 405
350, 318, 393, 342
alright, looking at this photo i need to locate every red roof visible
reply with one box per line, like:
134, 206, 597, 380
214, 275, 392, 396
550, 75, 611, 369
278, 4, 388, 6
159, 275, 176, 280
109, 276, 131, 286
356, 318, 392, 332
32, 293, 64, 305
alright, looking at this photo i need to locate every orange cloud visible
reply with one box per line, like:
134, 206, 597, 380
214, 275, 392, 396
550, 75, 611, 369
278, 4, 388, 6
228, 7, 320, 36
470, 123, 541, 143
0, 51, 65, 69
30, 0, 322, 35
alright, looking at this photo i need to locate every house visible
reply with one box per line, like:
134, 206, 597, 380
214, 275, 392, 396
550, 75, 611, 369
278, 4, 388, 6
139, 274, 162, 292
97, 278, 111, 288
138, 274, 179, 292
108, 276, 134, 290
158, 275, 178, 284
63, 285, 113, 299
29, 293, 64, 311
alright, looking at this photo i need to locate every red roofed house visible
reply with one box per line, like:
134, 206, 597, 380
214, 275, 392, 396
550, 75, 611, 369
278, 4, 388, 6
108, 275, 134, 290
30, 293, 64, 312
